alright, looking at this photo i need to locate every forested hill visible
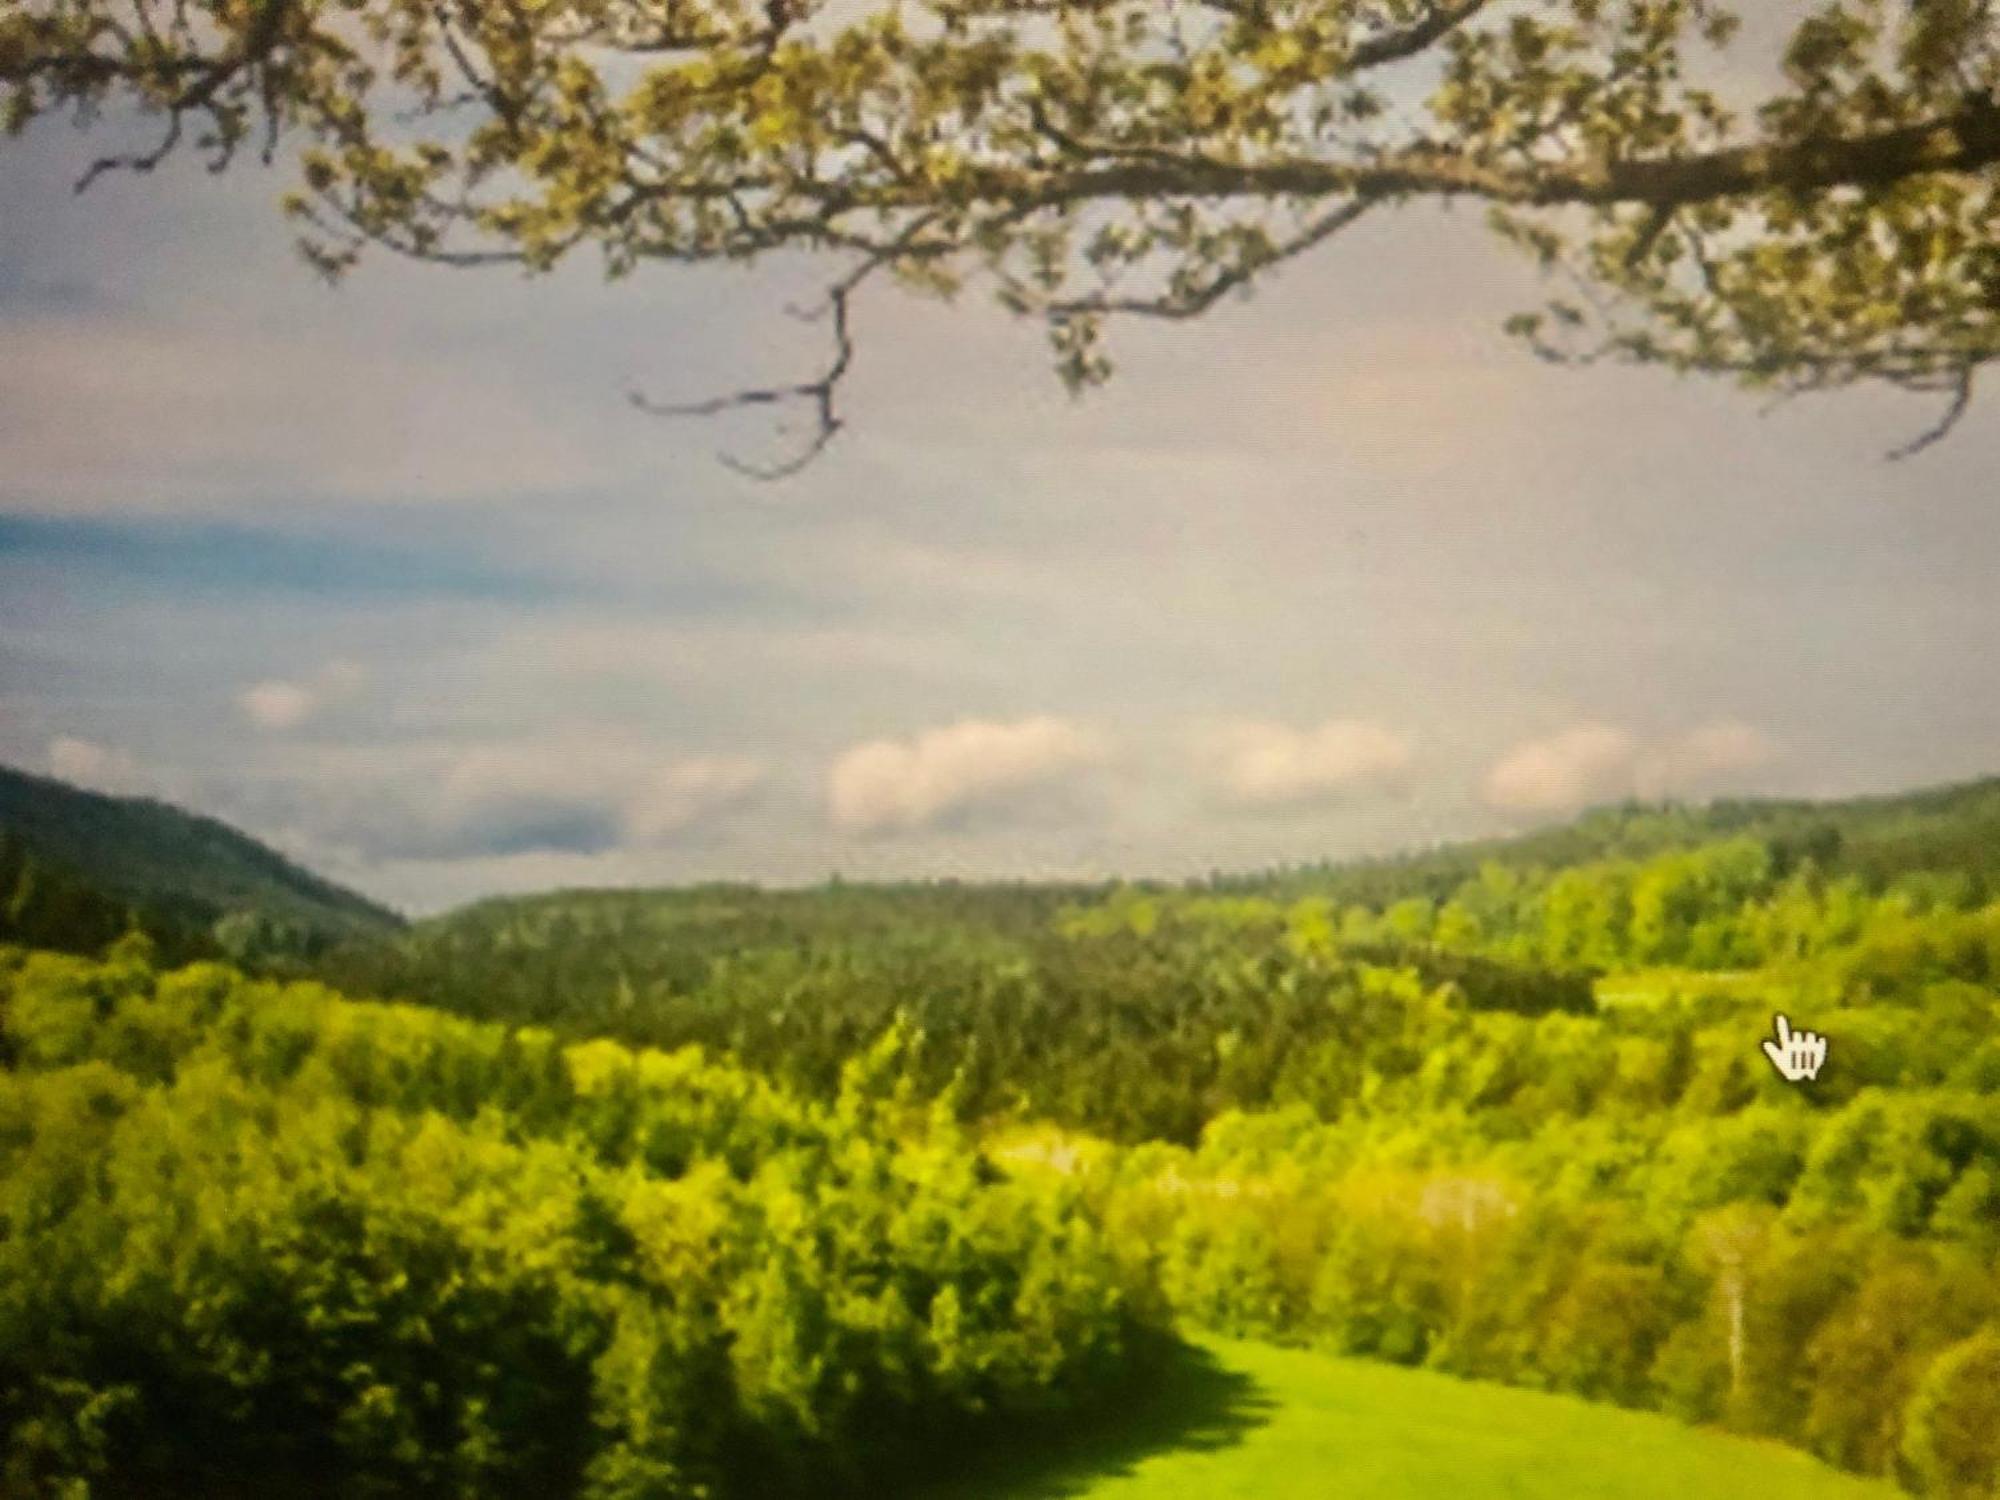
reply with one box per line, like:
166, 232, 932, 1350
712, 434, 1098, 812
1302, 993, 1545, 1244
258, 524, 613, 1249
313, 772, 1999, 1144
339, 773, 2000, 972
1218, 774, 2000, 907
0, 763, 401, 957
12, 775, 2000, 1495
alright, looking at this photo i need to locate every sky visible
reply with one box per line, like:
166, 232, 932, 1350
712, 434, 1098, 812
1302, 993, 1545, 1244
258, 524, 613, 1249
3, 99, 1998, 915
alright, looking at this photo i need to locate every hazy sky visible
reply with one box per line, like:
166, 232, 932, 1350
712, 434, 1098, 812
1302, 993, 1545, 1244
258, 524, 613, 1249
3, 108, 1997, 914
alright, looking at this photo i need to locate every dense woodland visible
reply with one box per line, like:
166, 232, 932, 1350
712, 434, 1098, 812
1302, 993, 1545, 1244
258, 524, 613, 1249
0, 767, 400, 963
0, 943, 1136, 1498
315, 782, 2000, 1144
3, 778, 1999, 1495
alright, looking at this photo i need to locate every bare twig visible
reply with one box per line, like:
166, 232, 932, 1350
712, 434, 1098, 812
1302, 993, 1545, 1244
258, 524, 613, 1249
1887, 367, 1976, 461
1046, 196, 1376, 320
630, 265, 862, 478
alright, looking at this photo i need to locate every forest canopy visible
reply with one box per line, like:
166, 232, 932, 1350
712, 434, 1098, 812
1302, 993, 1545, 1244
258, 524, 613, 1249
7, 777, 2000, 1494
0, 948, 1139, 1497
4, 0, 1997, 468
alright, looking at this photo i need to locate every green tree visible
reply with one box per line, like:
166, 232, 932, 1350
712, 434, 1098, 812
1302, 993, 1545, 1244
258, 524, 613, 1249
6, 1, 1998, 469
0, 951, 1141, 1498
1901, 1326, 2000, 1499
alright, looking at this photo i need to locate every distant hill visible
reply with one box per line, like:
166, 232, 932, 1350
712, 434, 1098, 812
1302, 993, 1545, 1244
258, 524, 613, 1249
0, 764, 401, 958
322, 774, 2000, 1010
303, 770, 2000, 1142
1214, 774, 2000, 906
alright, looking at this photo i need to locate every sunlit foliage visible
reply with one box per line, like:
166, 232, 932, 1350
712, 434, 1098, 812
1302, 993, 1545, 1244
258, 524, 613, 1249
0, 949, 1136, 1497
4, 2, 1997, 464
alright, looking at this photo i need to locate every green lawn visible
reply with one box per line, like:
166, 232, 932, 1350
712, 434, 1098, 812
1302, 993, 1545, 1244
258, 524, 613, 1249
916, 1337, 1901, 1500
1593, 968, 1778, 1008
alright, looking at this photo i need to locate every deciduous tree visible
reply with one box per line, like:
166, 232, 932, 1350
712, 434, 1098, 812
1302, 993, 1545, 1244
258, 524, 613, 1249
5, 0, 1996, 469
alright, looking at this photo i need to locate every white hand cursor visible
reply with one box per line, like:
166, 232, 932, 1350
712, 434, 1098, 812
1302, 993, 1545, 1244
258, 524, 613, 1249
1761, 1014, 1827, 1082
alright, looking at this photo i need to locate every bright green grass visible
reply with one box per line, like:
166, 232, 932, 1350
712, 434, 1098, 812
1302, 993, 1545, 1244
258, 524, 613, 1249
1593, 968, 1779, 1008
917, 1337, 1901, 1500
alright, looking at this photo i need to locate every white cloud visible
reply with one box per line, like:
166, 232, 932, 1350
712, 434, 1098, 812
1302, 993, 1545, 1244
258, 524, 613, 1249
325, 740, 770, 860
1481, 724, 1639, 813
47, 735, 150, 796
238, 660, 368, 731
628, 756, 767, 842
1638, 720, 1782, 798
238, 682, 317, 731
1206, 718, 1414, 808
1483, 720, 1784, 813
828, 716, 1108, 835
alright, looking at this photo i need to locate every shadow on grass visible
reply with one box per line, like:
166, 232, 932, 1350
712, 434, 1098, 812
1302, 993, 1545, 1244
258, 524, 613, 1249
898, 1335, 1276, 1500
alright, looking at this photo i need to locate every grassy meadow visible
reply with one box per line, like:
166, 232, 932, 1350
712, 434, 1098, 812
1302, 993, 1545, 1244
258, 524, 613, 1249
922, 1338, 1904, 1500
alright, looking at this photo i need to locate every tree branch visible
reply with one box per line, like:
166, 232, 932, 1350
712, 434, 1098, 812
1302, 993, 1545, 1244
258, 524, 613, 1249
1887, 368, 1977, 461
1348, 0, 1492, 73
1005, 99, 2000, 214
628, 257, 870, 479
1045, 196, 1376, 320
